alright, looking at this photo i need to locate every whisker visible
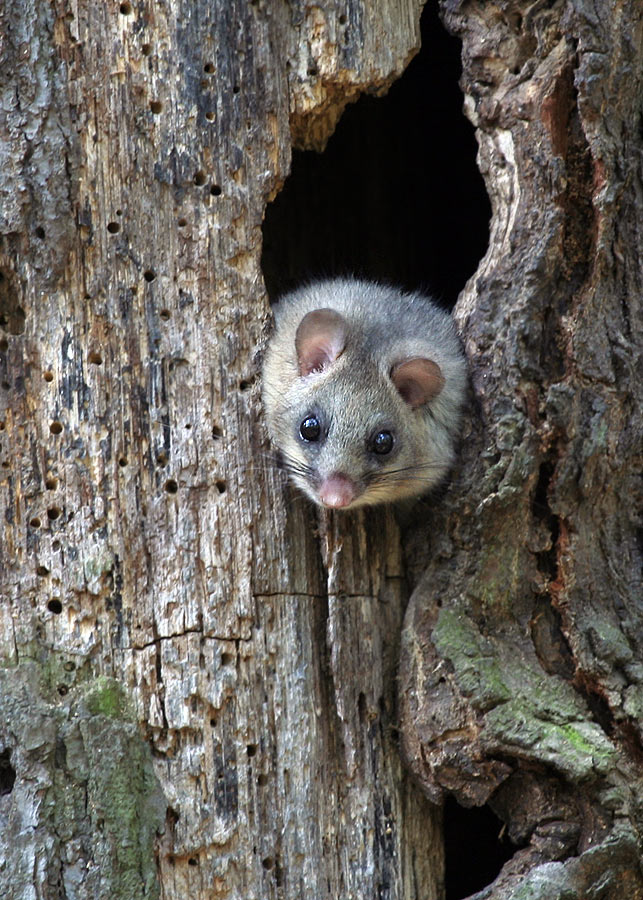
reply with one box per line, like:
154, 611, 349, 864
381, 462, 447, 475
252, 448, 315, 478
278, 452, 316, 480
366, 465, 447, 486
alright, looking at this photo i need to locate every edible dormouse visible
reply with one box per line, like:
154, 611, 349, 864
262, 278, 466, 510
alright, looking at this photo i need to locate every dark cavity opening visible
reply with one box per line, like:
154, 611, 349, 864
444, 797, 514, 900
0, 749, 16, 795
261, 3, 490, 309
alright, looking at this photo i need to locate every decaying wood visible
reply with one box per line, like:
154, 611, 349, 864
400, 1, 643, 897
0, 2, 445, 899
2, 0, 641, 897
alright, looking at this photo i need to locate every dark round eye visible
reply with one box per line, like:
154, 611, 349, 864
300, 416, 321, 442
372, 430, 394, 455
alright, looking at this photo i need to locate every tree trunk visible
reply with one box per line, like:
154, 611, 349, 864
399, 1, 643, 898
0, 2, 441, 899
1, 2, 641, 900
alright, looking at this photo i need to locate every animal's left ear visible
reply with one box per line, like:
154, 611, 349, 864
391, 358, 445, 408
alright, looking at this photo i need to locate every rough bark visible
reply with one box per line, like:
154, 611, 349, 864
400, 1, 643, 897
0, 2, 443, 900
2, 0, 641, 898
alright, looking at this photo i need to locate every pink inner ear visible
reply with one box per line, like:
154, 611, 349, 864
295, 308, 347, 376
391, 357, 445, 408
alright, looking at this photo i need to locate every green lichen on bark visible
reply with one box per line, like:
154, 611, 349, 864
0, 663, 165, 900
85, 675, 132, 718
432, 608, 512, 709
482, 703, 616, 780
433, 608, 617, 781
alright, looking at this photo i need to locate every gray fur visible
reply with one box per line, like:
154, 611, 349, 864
262, 278, 467, 509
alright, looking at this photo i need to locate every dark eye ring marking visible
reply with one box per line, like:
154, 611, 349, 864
300, 415, 321, 442
371, 430, 394, 455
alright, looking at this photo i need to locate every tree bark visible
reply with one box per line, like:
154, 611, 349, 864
400, 1, 643, 897
0, 2, 442, 899
1, 0, 641, 899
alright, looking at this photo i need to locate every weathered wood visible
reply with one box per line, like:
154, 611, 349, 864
4, 0, 641, 896
0, 1, 444, 899
400, 1, 643, 897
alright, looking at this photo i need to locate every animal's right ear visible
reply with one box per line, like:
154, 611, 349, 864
295, 308, 347, 376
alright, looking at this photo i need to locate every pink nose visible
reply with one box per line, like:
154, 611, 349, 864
318, 473, 357, 509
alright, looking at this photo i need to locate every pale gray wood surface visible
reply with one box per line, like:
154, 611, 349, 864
0, 2, 441, 899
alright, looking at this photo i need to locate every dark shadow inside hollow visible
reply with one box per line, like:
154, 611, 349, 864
0, 748, 16, 796
261, 2, 491, 310
444, 797, 515, 899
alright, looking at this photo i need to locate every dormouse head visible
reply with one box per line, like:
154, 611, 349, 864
281, 306, 447, 509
